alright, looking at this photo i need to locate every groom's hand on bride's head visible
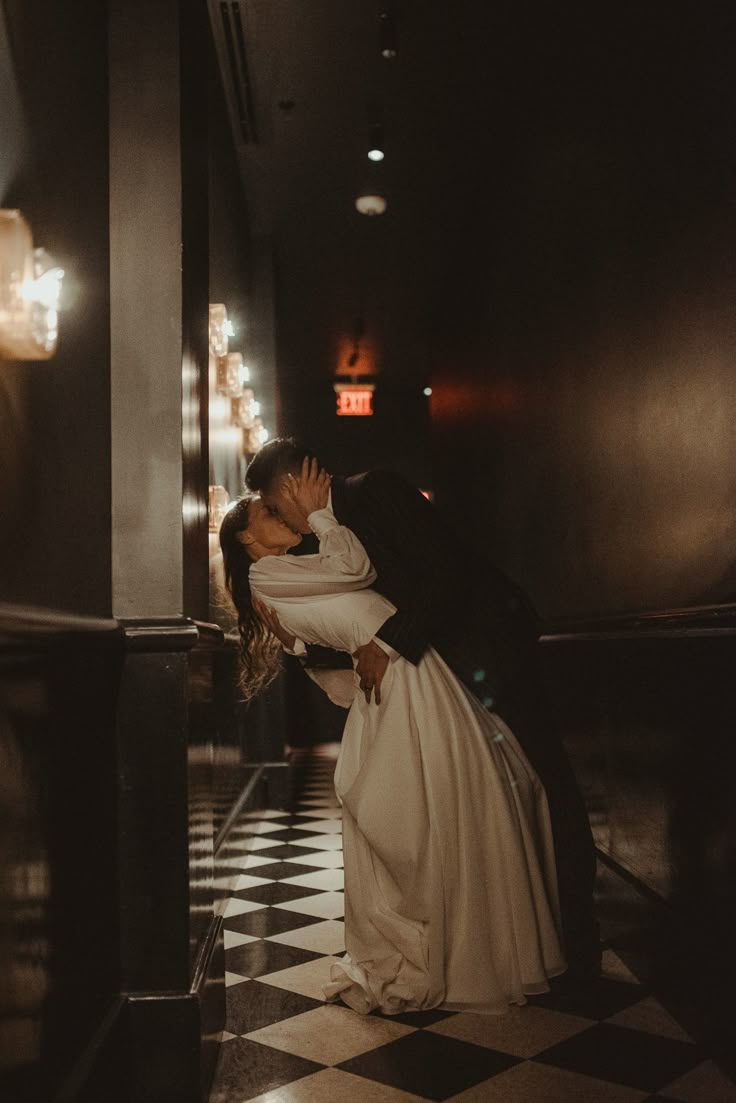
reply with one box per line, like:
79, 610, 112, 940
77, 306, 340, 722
286, 457, 331, 520
353, 640, 389, 705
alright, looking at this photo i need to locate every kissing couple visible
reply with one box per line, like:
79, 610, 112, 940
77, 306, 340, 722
218, 437, 598, 1015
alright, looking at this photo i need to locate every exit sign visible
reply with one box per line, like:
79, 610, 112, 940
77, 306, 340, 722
335, 383, 375, 417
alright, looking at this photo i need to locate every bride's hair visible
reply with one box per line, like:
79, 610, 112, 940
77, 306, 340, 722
219, 495, 282, 701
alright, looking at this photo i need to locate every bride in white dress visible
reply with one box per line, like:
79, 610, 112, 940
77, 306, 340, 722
219, 465, 566, 1016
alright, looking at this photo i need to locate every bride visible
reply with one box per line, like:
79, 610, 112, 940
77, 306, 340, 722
219, 461, 566, 1016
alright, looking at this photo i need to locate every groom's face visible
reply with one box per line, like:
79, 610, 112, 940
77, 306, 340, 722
262, 473, 312, 535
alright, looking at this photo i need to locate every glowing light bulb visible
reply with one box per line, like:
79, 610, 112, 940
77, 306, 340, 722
423, 387, 432, 396
239, 362, 250, 385
251, 399, 261, 417
368, 149, 384, 162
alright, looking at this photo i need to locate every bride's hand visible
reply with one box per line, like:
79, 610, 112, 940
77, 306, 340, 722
285, 456, 331, 519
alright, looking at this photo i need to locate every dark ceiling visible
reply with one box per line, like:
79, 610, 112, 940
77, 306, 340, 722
211, 0, 523, 386
210, 2, 734, 445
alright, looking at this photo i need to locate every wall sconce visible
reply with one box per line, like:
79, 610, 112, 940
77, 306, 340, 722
244, 416, 269, 454
208, 484, 230, 531
334, 381, 375, 416
231, 386, 256, 428
216, 351, 246, 397
209, 303, 234, 358
0, 210, 65, 360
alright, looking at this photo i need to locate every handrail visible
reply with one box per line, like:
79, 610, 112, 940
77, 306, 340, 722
0, 602, 121, 646
191, 619, 226, 648
0, 606, 232, 653
119, 616, 199, 652
540, 602, 736, 643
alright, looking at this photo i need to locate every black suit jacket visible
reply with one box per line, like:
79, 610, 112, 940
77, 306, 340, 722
293, 470, 539, 712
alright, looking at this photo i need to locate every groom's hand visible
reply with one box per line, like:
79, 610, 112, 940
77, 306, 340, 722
253, 597, 296, 652
353, 640, 389, 705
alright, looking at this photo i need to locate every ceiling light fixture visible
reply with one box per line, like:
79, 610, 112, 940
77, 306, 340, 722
379, 12, 397, 59
355, 193, 387, 216
368, 123, 385, 162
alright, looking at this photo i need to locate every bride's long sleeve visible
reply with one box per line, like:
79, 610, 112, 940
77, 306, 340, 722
250, 506, 377, 599
248, 509, 395, 709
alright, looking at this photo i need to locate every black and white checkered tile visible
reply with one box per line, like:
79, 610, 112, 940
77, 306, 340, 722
210, 744, 736, 1103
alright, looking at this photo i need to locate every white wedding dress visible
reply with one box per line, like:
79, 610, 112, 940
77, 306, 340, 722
249, 507, 566, 1015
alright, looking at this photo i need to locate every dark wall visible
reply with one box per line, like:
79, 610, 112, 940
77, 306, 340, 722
428, 5, 736, 618
0, 2, 112, 615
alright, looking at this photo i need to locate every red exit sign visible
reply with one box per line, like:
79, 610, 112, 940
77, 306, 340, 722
335, 384, 374, 417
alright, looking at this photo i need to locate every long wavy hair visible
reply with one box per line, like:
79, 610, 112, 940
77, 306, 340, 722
219, 494, 282, 701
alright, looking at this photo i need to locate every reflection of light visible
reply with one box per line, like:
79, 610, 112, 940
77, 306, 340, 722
208, 485, 229, 530
209, 392, 229, 421
423, 387, 432, 396
183, 493, 207, 525
211, 425, 242, 449
368, 149, 384, 162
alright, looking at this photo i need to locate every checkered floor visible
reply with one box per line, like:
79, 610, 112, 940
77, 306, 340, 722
209, 744, 736, 1103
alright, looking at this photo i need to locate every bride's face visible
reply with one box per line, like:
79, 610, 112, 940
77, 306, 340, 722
240, 498, 302, 560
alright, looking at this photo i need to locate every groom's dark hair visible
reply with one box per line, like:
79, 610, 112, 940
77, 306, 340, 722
245, 436, 322, 492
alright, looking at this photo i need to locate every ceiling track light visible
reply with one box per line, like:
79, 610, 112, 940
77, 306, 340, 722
367, 122, 385, 162
379, 11, 398, 59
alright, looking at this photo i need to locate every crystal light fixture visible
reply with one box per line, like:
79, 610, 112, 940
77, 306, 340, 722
208, 303, 231, 357
216, 351, 245, 397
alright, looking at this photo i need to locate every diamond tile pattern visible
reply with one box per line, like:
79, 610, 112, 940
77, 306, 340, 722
210, 743, 731, 1102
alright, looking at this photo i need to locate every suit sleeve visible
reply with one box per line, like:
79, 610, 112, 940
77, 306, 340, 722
354, 470, 455, 665
303, 643, 354, 670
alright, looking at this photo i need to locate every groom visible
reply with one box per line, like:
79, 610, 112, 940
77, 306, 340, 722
245, 437, 599, 981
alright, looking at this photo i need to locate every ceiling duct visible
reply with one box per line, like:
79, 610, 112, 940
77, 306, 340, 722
218, 1, 259, 144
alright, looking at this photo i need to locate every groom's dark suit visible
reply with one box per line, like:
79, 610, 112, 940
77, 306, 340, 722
295, 469, 599, 977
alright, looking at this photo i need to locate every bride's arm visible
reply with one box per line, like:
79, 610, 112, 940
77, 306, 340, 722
249, 509, 377, 598
308, 506, 377, 582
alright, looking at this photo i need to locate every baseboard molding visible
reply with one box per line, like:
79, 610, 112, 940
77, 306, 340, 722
190, 911, 225, 1101
191, 913, 224, 996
